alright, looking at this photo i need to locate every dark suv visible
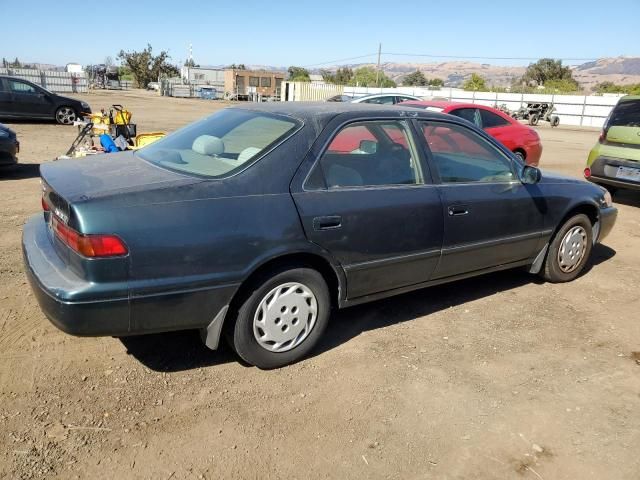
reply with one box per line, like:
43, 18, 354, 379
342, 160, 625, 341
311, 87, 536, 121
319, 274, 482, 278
0, 75, 91, 124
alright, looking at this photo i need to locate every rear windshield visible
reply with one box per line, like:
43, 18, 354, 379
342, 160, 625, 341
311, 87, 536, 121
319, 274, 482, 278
137, 109, 300, 178
608, 99, 640, 127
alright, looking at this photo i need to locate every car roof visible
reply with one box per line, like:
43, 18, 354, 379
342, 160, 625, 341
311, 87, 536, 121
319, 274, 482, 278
230, 101, 455, 126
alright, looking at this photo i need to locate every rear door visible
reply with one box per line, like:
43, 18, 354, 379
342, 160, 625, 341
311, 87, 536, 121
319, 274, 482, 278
0, 78, 14, 116
478, 108, 515, 149
292, 118, 443, 299
419, 120, 545, 279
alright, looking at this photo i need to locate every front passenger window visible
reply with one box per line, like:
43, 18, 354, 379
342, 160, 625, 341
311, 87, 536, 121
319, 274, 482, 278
422, 122, 515, 183
315, 120, 422, 188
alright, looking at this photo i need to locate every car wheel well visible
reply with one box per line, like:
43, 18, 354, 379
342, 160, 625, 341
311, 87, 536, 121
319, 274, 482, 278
513, 148, 526, 159
552, 204, 598, 242
227, 253, 341, 321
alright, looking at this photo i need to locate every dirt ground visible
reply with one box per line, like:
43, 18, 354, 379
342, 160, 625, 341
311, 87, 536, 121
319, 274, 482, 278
1, 90, 639, 480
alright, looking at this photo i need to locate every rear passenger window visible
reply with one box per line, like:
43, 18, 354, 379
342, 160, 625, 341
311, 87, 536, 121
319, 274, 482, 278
313, 120, 422, 189
480, 110, 510, 128
421, 121, 515, 183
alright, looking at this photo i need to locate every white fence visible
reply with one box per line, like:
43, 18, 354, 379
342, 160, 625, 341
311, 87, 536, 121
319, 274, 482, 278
283, 82, 626, 128
0, 67, 89, 93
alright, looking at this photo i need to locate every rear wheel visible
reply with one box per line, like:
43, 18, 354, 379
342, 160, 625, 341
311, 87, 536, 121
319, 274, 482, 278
550, 116, 560, 127
529, 114, 539, 126
541, 214, 593, 283
55, 106, 77, 125
513, 150, 526, 162
230, 267, 330, 369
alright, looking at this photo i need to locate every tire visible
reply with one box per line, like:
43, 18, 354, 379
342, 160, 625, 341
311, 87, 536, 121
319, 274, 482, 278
55, 106, 77, 125
529, 114, 539, 126
541, 214, 593, 283
513, 150, 526, 162
551, 116, 560, 127
230, 267, 330, 369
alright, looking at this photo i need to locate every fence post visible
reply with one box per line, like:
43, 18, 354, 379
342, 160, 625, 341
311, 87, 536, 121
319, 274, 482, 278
580, 95, 587, 127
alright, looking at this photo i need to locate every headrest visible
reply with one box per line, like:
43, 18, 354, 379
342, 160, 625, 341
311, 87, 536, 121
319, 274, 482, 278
237, 147, 261, 163
192, 135, 224, 156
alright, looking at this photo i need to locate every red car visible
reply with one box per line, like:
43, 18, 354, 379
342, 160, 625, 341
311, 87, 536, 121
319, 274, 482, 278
401, 101, 542, 166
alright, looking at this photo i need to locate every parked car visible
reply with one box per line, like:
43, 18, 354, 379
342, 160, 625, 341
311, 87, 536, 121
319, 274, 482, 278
147, 82, 160, 91
0, 76, 91, 125
585, 95, 640, 191
0, 123, 19, 168
350, 93, 422, 104
401, 100, 543, 166
23, 103, 617, 369
326, 94, 355, 102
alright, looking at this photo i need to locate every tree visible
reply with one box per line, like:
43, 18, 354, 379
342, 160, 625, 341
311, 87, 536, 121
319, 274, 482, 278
320, 67, 353, 84
403, 70, 428, 86
594, 81, 640, 95
349, 67, 395, 87
288, 66, 311, 82
521, 58, 578, 89
184, 58, 200, 67
463, 73, 487, 91
542, 78, 581, 93
11, 57, 21, 68
227, 63, 246, 70
117, 44, 179, 87
428, 78, 444, 87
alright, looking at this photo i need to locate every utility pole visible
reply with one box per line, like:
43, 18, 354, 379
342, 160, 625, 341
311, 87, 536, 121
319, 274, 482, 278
376, 43, 382, 88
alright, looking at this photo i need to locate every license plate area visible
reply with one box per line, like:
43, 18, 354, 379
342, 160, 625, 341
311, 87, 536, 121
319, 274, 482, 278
615, 165, 640, 182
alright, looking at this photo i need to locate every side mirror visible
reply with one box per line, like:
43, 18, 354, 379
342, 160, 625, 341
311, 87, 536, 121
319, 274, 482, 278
358, 139, 377, 154
521, 165, 541, 185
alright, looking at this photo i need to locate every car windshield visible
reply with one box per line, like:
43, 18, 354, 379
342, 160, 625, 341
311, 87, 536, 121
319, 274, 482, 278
137, 109, 300, 178
608, 99, 640, 127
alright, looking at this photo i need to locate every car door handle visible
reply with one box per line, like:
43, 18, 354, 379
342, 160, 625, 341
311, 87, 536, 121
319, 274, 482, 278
448, 205, 469, 216
313, 215, 342, 231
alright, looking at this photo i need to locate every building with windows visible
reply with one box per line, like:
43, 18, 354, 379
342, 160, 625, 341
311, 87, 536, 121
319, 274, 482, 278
224, 69, 285, 99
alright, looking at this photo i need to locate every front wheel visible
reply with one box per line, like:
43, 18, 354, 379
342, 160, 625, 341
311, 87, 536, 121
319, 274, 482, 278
550, 116, 560, 127
230, 267, 330, 369
541, 214, 593, 283
529, 114, 539, 126
55, 106, 77, 125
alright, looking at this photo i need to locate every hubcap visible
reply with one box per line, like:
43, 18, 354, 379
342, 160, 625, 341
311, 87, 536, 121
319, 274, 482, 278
557, 226, 587, 273
253, 282, 318, 353
57, 107, 76, 124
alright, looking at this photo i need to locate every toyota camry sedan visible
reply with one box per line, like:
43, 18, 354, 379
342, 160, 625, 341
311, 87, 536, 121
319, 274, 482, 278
23, 103, 617, 369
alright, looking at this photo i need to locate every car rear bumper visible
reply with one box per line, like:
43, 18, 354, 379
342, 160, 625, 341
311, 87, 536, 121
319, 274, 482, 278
525, 142, 542, 166
587, 156, 640, 191
23, 215, 239, 342
23, 215, 131, 336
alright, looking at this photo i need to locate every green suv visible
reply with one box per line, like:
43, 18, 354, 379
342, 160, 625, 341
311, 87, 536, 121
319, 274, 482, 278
586, 95, 640, 191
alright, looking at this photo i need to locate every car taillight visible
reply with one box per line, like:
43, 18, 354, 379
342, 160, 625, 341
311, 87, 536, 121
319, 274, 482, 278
51, 216, 127, 257
598, 131, 605, 143
41, 196, 50, 211
584, 167, 591, 178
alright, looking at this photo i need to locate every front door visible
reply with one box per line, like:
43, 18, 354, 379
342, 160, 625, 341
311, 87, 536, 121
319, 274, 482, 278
292, 119, 443, 299
7, 79, 51, 117
419, 120, 545, 279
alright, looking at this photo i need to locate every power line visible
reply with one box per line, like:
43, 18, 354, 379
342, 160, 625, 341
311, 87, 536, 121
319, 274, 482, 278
300, 51, 599, 68
301, 53, 378, 68
383, 52, 599, 61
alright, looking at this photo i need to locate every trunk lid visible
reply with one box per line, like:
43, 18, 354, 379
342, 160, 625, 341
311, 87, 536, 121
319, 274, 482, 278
605, 125, 640, 146
40, 150, 199, 204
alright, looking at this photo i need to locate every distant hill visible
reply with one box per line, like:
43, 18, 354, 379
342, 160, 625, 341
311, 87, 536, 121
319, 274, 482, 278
315, 56, 640, 91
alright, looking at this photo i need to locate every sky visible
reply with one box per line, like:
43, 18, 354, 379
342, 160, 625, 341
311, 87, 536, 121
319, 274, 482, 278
3, 0, 639, 68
